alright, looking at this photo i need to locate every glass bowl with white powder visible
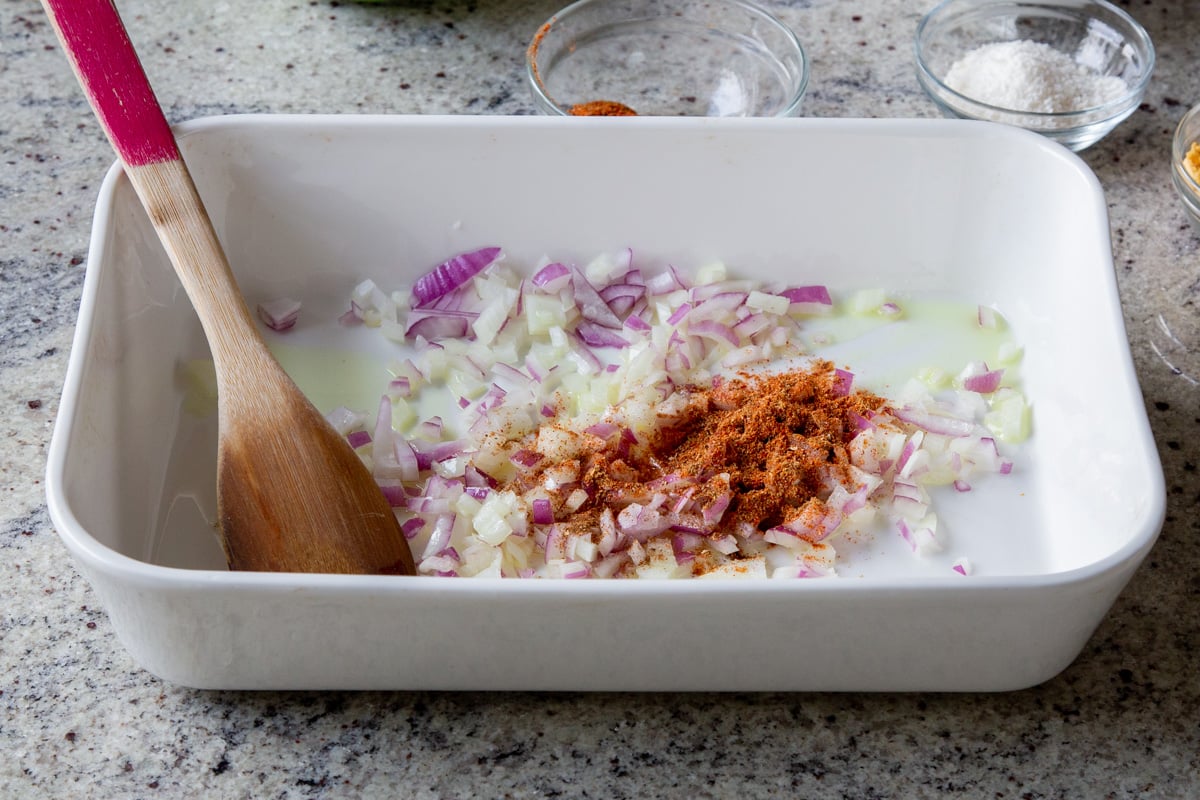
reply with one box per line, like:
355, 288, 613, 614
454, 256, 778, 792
914, 0, 1154, 151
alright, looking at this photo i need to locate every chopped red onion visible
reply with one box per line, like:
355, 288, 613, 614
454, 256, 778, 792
571, 267, 623, 329
623, 314, 652, 333
412, 246, 502, 307
560, 561, 591, 579
733, 313, 771, 339
388, 376, 412, 399
511, 449, 543, 469
577, 320, 630, 348
710, 535, 739, 555
667, 303, 692, 326
599, 282, 646, 315
420, 514, 456, 560
531, 262, 571, 292
963, 368, 1004, 394
688, 319, 740, 347
492, 362, 530, 385
325, 405, 365, 436
646, 264, 687, 295
832, 368, 854, 397
892, 407, 976, 437
404, 309, 475, 341
618, 266, 644, 286
592, 553, 626, 578
379, 484, 407, 508
532, 498, 554, 525
569, 334, 604, 372
407, 496, 453, 515
465, 465, 498, 488
346, 430, 372, 450
257, 297, 302, 332
544, 525, 567, 561
701, 492, 732, 527
401, 517, 426, 540
779, 285, 832, 306
689, 291, 747, 319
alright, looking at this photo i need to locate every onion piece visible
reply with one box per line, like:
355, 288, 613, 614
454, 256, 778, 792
779, 285, 833, 315
571, 267, 623, 329
401, 517, 426, 540
346, 430, 372, 450
577, 320, 630, 348
412, 246, 502, 307
892, 406, 976, 437
257, 297, 301, 331
532, 498, 554, 525
404, 309, 476, 341
701, 492, 732, 527
378, 484, 407, 508
666, 303, 692, 326
688, 319, 740, 347
624, 314, 652, 333
832, 369, 854, 397
599, 282, 645, 317
325, 405, 365, 436
977, 306, 1002, 329
646, 265, 687, 295
963, 368, 1004, 394
531, 262, 571, 293
779, 285, 832, 305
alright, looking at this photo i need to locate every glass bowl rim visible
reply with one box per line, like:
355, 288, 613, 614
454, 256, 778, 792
1172, 102, 1200, 196
525, 0, 810, 117
913, 0, 1155, 123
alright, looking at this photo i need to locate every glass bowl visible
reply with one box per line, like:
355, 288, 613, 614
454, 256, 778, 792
914, 0, 1154, 151
526, 0, 808, 117
1172, 102, 1200, 235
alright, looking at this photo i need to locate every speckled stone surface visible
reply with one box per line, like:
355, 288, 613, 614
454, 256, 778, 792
2, 0, 1199, 796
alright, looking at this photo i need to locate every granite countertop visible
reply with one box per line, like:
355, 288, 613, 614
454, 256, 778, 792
3, 0, 1198, 796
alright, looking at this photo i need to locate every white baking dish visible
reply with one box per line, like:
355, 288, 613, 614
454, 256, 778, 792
45, 115, 1164, 691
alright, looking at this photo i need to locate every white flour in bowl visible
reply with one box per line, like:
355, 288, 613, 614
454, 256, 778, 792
944, 39, 1127, 113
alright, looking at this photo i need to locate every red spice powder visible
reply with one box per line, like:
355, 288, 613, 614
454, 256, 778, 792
517, 360, 888, 536
568, 100, 638, 116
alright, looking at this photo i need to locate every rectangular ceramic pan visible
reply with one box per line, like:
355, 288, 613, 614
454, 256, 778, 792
46, 115, 1165, 691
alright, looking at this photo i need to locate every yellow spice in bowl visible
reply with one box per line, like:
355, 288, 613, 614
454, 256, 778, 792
1185, 142, 1200, 184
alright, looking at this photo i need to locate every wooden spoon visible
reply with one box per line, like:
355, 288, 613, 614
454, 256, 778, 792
41, 0, 416, 576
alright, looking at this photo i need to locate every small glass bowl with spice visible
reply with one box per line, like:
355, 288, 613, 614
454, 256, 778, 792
914, 0, 1154, 151
526, 0, 808, 117
1172, 102, 1200, 235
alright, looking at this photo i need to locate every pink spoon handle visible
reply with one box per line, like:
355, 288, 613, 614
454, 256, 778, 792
41, 0, 179, 167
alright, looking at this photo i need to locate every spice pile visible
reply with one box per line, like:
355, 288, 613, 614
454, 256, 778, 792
1184, 141, 1200, 184
499, 361, 890, 577
944, 39, 1127, 113
569, 100, 638, 116
633, 366, 883, 533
